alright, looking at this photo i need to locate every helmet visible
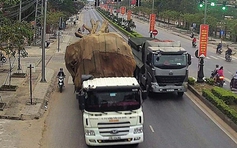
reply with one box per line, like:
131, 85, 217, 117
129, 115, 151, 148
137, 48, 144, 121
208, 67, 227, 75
60, 68, 63, 71
216, 65, 219, 68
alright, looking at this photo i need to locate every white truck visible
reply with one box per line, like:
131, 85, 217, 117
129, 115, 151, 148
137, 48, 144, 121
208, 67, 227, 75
77, 76, 147, 147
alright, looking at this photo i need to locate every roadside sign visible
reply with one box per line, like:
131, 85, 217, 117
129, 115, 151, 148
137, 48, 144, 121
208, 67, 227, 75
198, 24, 209, 57
149, 13, 156, 32
120, 6, 126, 15
127, 10, 132, 21
152, 29, 158, 36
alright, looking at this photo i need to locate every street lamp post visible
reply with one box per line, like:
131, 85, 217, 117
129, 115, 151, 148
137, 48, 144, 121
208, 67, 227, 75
197, 0, 207, 83
41, 0, 47, 82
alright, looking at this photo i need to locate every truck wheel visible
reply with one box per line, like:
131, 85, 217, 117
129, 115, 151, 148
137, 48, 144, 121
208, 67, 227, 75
177, 92, 184, 97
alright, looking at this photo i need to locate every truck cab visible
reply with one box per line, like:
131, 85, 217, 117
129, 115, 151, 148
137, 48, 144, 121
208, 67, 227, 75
77, 76, 147, 147
129, 37, 191, 97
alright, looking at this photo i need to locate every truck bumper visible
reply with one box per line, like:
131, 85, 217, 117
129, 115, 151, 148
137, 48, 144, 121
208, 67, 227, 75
85, 126, 143, 146
150, 82, 187, 93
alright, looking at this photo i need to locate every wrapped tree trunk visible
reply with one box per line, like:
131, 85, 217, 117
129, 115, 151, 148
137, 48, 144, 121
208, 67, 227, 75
66, 19, 136, 91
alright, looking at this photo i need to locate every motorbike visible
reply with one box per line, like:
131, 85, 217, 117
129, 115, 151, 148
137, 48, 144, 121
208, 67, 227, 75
0, 54, 7, 63
230, 78, 237, 90
215, 75, 225, 87
216, 48, 222, 54
58, 76, 65, 93
192, 41, 197, 48
225, 53, 232, 62
210, 71, 217, 79
225, 51, 236, 62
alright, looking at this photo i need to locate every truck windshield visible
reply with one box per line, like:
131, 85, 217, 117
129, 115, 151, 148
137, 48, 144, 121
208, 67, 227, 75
85, 90, 141, 112
153, 54, 187, 69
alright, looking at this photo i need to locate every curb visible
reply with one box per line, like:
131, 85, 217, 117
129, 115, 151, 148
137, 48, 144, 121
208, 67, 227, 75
188, 85, 237, 132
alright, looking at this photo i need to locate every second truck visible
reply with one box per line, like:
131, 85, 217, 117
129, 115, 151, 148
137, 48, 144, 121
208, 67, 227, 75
128, 37, 192, 97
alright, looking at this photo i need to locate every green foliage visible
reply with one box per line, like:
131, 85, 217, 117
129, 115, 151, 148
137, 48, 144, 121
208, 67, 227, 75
0, 18, 33, 54
211, 86, 237, 105
205, 78, 215, 85
202, 89, 237, 125
188, 77, 195, 85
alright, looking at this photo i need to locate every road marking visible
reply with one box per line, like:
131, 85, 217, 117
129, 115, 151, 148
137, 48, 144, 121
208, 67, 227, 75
191, 56, 194, 59
228, 71, 233, 74
186, 92, 237, 144
68, 76, 74, 84
225, 77, 231, 83
210, 55, 218, 60
206, 57, 211, 59
232, 56, 237, 60
149, 125, 155, 133
217, 56, 225, 60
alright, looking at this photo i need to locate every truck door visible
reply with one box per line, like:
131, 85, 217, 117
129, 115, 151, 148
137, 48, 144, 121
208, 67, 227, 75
145, 52, 153, 85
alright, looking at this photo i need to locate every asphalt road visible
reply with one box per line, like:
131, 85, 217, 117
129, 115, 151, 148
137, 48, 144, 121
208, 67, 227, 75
131, 16, 237, 90
40, 9, 237, 148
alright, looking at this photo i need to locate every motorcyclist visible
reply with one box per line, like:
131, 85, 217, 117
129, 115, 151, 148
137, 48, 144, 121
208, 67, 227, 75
230, 71, 237, 87
216, 43, 222, 53
57, 68, 66, 78
226, 45, 233, 56
211, 65, 219, 78
215, 66, 224, 82
192, 37, 197, 47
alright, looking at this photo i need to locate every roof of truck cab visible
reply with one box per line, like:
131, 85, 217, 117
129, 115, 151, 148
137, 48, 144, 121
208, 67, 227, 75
146, 40, 186, 52
82, 77, 140, 89
148, 46, 186, 52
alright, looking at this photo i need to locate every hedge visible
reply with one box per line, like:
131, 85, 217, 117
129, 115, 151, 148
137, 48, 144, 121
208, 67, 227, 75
211, 86, 237, 105
202, 89, 237, 124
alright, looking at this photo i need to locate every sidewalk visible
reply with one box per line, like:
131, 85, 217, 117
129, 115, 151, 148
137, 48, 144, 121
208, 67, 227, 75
0, 15, 81, 120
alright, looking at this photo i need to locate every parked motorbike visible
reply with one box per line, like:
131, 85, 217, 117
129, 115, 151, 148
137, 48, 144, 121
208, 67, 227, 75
58, 76, 65, 93
0, 54, 6, 63
215, 75, 225, 87
230, 78, 237, 91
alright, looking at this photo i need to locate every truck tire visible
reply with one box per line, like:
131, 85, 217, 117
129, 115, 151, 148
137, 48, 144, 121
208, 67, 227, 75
177, 92, 184, 97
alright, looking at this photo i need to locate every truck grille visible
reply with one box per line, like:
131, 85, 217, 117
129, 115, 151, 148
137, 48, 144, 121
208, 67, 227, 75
155, 76, 186, 85
98, 121, 130, 136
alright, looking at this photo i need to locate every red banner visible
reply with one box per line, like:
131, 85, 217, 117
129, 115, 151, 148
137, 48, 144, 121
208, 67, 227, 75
149, 14, 156, 32
198, 24, 209, 57
120, 6, 126, 15
131, 0, 136, 5
127, 10, 132, 21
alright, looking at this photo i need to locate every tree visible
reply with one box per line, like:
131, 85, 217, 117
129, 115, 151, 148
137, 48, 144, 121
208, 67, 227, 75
0, 17, 33, 87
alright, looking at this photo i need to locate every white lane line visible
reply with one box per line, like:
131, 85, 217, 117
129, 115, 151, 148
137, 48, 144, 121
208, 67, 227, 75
217, 56, 225, 60
191, 56, 194, 59
210, 56, 218, 60
186, 92, 237, 144
149, 125, 155, 133
68, 76, 74, 84
228, 71, 233, 74
206, 57, 211, 59
232, 56, 237, 60
225, 78, 231, 83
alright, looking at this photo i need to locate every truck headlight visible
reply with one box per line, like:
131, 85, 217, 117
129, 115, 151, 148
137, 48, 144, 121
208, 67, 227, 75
85, 130, 95, 136
134, 127, 143, 134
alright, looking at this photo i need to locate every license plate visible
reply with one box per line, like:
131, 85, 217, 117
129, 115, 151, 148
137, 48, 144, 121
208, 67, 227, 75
109, 136, 121, 140
167, 89, 174, 92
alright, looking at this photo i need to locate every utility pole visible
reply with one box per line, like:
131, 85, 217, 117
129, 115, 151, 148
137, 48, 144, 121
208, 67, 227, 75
41, 0, 47, 82
17, 0, 22, 71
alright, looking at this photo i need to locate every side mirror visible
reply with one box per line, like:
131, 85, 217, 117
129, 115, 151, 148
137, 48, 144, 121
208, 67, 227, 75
187, 53, 192, 65
77, 91, 85, 110
141, 90, 148, 100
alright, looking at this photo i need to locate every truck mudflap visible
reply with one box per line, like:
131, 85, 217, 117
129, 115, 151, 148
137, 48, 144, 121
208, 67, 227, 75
85, 127, 143, 146
150, 82, 187, 93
